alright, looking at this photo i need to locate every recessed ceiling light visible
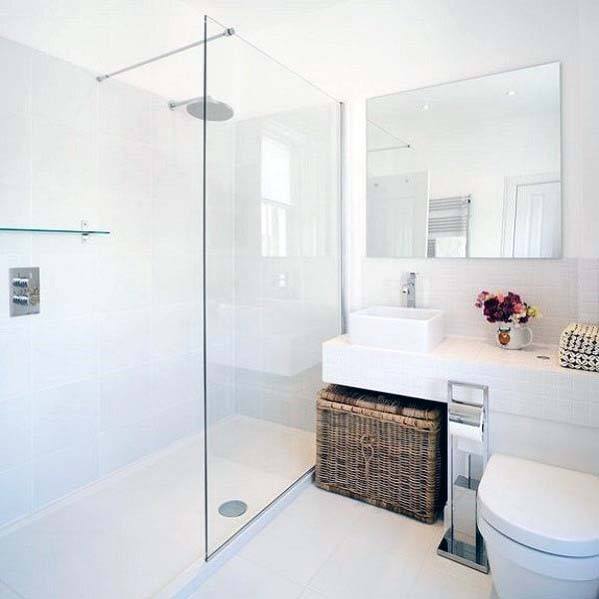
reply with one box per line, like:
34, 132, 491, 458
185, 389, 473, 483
422, 103, 430, 111
506, 90, 517, 96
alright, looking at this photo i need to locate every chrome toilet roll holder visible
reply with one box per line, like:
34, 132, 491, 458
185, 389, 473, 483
437, 380, 490, 573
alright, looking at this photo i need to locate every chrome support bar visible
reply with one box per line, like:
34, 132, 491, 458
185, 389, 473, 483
168, 96, 201, 110
96, 28, 234, 82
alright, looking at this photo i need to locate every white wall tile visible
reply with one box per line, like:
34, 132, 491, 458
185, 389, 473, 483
99, 422, 154, 474
32, 440, 98, 508
31, 250, 97, 320
361, 257, 580, 344
30, 317, 98, 390
0, 37, 31, 118
0, 395, 31, 471
31, 49, 98, 133
0, 322, 30, 400
0, 111, 30, 188
98, 79, 155, 145
94, 252, 152, 311
0, 184, 32, 253
97, 136, 153, 252
31, 118, 99, 229
151, 304, 191, 359
151, 355, 202, 408
0, 463, 32, 526
151, 253, 196, 306
98, 401, 198, 475
32, 380, 99, 456
98, 308, 151, 373
99, 365, 156, 431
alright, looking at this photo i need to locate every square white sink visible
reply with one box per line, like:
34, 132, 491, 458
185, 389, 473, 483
348, 306, 444, 353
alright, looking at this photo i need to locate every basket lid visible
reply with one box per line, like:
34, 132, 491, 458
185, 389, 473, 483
319, 385, 440, 422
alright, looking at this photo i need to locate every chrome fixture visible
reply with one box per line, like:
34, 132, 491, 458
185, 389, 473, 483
9, 267, 40, 317
438, 381, 489, 573
96, 27, 235, 82
168, 95, 234, 121
401, 272, 417, 308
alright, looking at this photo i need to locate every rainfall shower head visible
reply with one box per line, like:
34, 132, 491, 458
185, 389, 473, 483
169, 95, 234, 121
187, 96, 234, 121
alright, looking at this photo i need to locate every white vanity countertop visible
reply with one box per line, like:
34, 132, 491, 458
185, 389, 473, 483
323, 335, 599, 428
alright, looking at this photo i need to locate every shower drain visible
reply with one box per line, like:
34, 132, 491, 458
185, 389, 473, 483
218, 500, 248, 518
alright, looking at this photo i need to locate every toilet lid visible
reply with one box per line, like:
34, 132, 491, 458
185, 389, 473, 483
478, 454, 599, 557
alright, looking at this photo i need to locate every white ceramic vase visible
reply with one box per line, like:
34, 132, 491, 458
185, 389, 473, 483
496, 325, 533, 350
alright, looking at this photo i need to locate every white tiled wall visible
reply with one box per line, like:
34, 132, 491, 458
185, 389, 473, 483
0, 36, 204, 527
577, 258, 599, 323
361, 257, 590, 344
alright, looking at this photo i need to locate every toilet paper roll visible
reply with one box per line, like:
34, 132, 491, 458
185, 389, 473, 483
449, 419, 483, 444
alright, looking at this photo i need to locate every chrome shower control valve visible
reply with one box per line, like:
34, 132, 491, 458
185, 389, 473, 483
9, 267, 40, 317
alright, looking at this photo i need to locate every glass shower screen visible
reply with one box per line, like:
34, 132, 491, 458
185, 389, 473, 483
203, 16, 342, 556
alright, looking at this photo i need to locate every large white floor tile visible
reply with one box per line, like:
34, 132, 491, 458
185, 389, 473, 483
200, 484, 493, 599
207, 416, 315, 554
408, 538, 493, 599
238, 486, 364, 586
308, 503, 441, 599
191, 556, 304, 599
299, 589, 327, 599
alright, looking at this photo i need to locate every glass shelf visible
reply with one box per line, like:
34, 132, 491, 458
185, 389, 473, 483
0, 227, 110, 235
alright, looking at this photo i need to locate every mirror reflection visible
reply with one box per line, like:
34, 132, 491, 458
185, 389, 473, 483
366, 63, 561, 258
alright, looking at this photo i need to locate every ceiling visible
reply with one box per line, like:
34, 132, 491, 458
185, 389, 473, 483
0, 0, 351, 102
184, 0, 351, 33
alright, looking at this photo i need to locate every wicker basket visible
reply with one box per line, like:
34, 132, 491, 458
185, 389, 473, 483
315, 384, 443, 524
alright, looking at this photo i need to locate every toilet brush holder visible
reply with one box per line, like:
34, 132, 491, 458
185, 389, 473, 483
437, 381, 489, 574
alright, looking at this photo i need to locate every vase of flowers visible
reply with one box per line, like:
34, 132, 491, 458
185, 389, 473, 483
475, 291, 540, 350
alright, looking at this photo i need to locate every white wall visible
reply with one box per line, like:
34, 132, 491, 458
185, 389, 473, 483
245, 0, 599, 340
579, 0, 599, 259
0, 36, 204, 528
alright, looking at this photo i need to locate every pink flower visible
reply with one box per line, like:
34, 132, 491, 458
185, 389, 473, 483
475, 291, 490, 308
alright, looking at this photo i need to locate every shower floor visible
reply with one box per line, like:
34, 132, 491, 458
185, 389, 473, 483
0, 415, 314, 599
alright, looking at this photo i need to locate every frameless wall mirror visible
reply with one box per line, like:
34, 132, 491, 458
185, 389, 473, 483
366, 62, 561, 258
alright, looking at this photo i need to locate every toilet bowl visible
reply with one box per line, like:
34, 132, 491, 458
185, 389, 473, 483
477, 454, 599, 599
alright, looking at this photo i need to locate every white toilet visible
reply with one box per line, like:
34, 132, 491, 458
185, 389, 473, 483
478, 454, 599, 599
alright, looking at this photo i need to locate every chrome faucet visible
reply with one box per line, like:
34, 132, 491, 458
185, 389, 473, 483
401, 272, 417, 308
